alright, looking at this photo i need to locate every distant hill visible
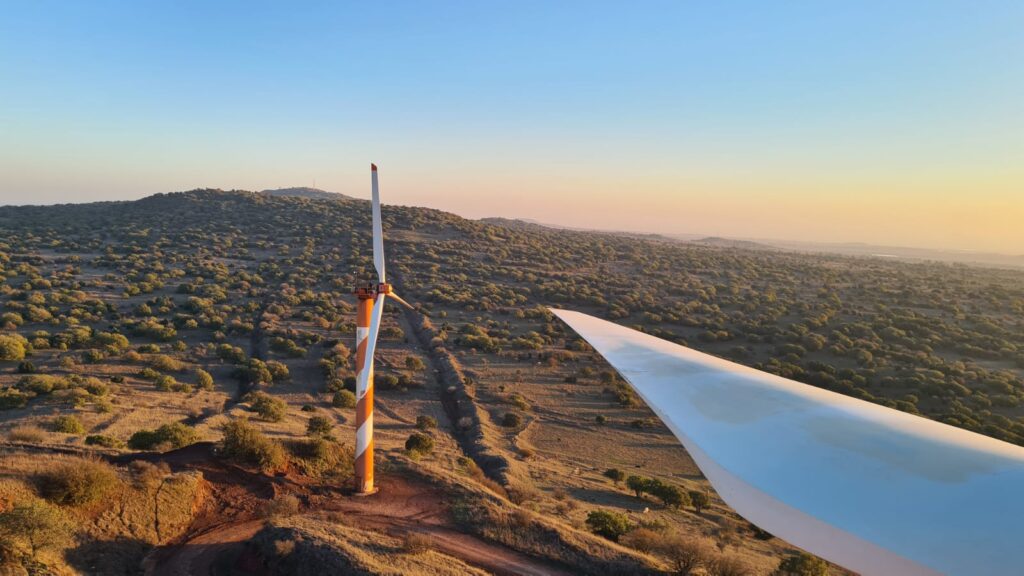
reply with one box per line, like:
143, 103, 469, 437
261, 187, 352, 201
689, 237, 775, 251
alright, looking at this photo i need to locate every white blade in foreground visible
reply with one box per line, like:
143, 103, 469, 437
370, 163, 385, 283
551, 308, 1024, 576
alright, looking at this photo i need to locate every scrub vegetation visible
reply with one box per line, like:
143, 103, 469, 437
0, 190, 1020, 574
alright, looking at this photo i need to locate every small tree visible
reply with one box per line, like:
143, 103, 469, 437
415, 415, 437, 431
585, 509, 630, 542
306, 416, 334, 438
626, 475, 649, 498
0, 499, 73, 559
773, 552, 830, 576
689, 490, 710, 514
603, 468, 625, 485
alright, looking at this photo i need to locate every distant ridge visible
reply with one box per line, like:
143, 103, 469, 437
261, 187, 352, 201
689, 237, 774, 251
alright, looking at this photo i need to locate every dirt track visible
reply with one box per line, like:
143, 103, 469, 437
134, 444, 573, 576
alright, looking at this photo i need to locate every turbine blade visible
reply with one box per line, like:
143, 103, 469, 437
388, 291, 415, 310
371, 163, 385, 283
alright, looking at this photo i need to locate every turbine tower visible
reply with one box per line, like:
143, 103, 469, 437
353, 163, 412, 495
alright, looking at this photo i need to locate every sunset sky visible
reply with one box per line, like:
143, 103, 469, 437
1, 1, 1021, 253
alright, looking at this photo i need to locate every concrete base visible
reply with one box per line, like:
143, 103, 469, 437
353, 487, 379, 497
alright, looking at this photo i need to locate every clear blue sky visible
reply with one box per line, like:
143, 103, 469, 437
1, 1, 1021, 251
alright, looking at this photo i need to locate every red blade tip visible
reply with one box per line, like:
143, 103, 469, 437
371, 163, 377, 171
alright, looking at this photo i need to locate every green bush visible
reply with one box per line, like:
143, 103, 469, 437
501, 412, 523, 427
195, 368, 215, 390
415, 415, 437, 431
128, 422, 200, 450
332, 390, 356, 408
250, 391, 287, 422
0, 334, 27, 361
51, 415, 85, 434
405, 432, 434, 455
220, 419, 287, 472
585, 509, 630, 542
306, 415, 334, 438
36, 458, 118, 505
85, 434, 125, 449
287, 437, 354, 479
0, 388, 29, 410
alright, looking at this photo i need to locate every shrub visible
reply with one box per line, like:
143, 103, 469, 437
36, 458, 118, 505
405, 432, 434, 455
195, 368, 215, 391
501, 412, 523, 427
773, 553, 831, 576
709, 554, 754, 576
287, 437, 354, 479
403, 532, 433, 554
220, 419, 287, 472
0, 388, 29, 410
306, 415, 334, 438
415, 415, 437, 431
261, 494, 301, 519
52, 415, 85, 434
85, 434, 125, 449
689, 490, 710, 514
0, 499, 73, 558
585, 509, 630, 542
655, 534, 715, 575
8, 425, 46, 443
150, 354, 184, 372
0, 334, 27, 361
266, 360, 290, 382
332, 390, 356, 408
128, 422, 200, 450
603, 468, 625, 485
17, 360, 36, 374
595, 414, 606, 425
250, 392, 288, 422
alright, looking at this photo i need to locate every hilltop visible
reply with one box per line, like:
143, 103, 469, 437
0, 189, 1022, 575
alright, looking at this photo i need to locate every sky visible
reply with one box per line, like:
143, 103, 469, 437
1, 1, 1021, 253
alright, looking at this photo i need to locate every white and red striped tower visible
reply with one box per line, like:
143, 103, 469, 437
353, 284, 377, 494
352, 163, 413, 495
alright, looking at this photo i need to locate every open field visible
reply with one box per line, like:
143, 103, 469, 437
0, 190, 1022, 574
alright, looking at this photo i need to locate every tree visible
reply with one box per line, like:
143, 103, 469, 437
585, 509, 630, 542
220, 419, 287, 472
415, 415, 437, 431
0, 499, 73, 559
603, 468, 625, 485
773, 553, 830, 576
689, 490, 710, 514
650, 483, 689, 509
306, 415, 334, 438
626, 475, 649, 498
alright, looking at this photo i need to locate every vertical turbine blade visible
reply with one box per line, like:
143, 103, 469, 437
371, 163, 386, 283
359, 293, 386, 382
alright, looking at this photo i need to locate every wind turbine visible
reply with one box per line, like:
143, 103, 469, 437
353, 163, 413, 495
